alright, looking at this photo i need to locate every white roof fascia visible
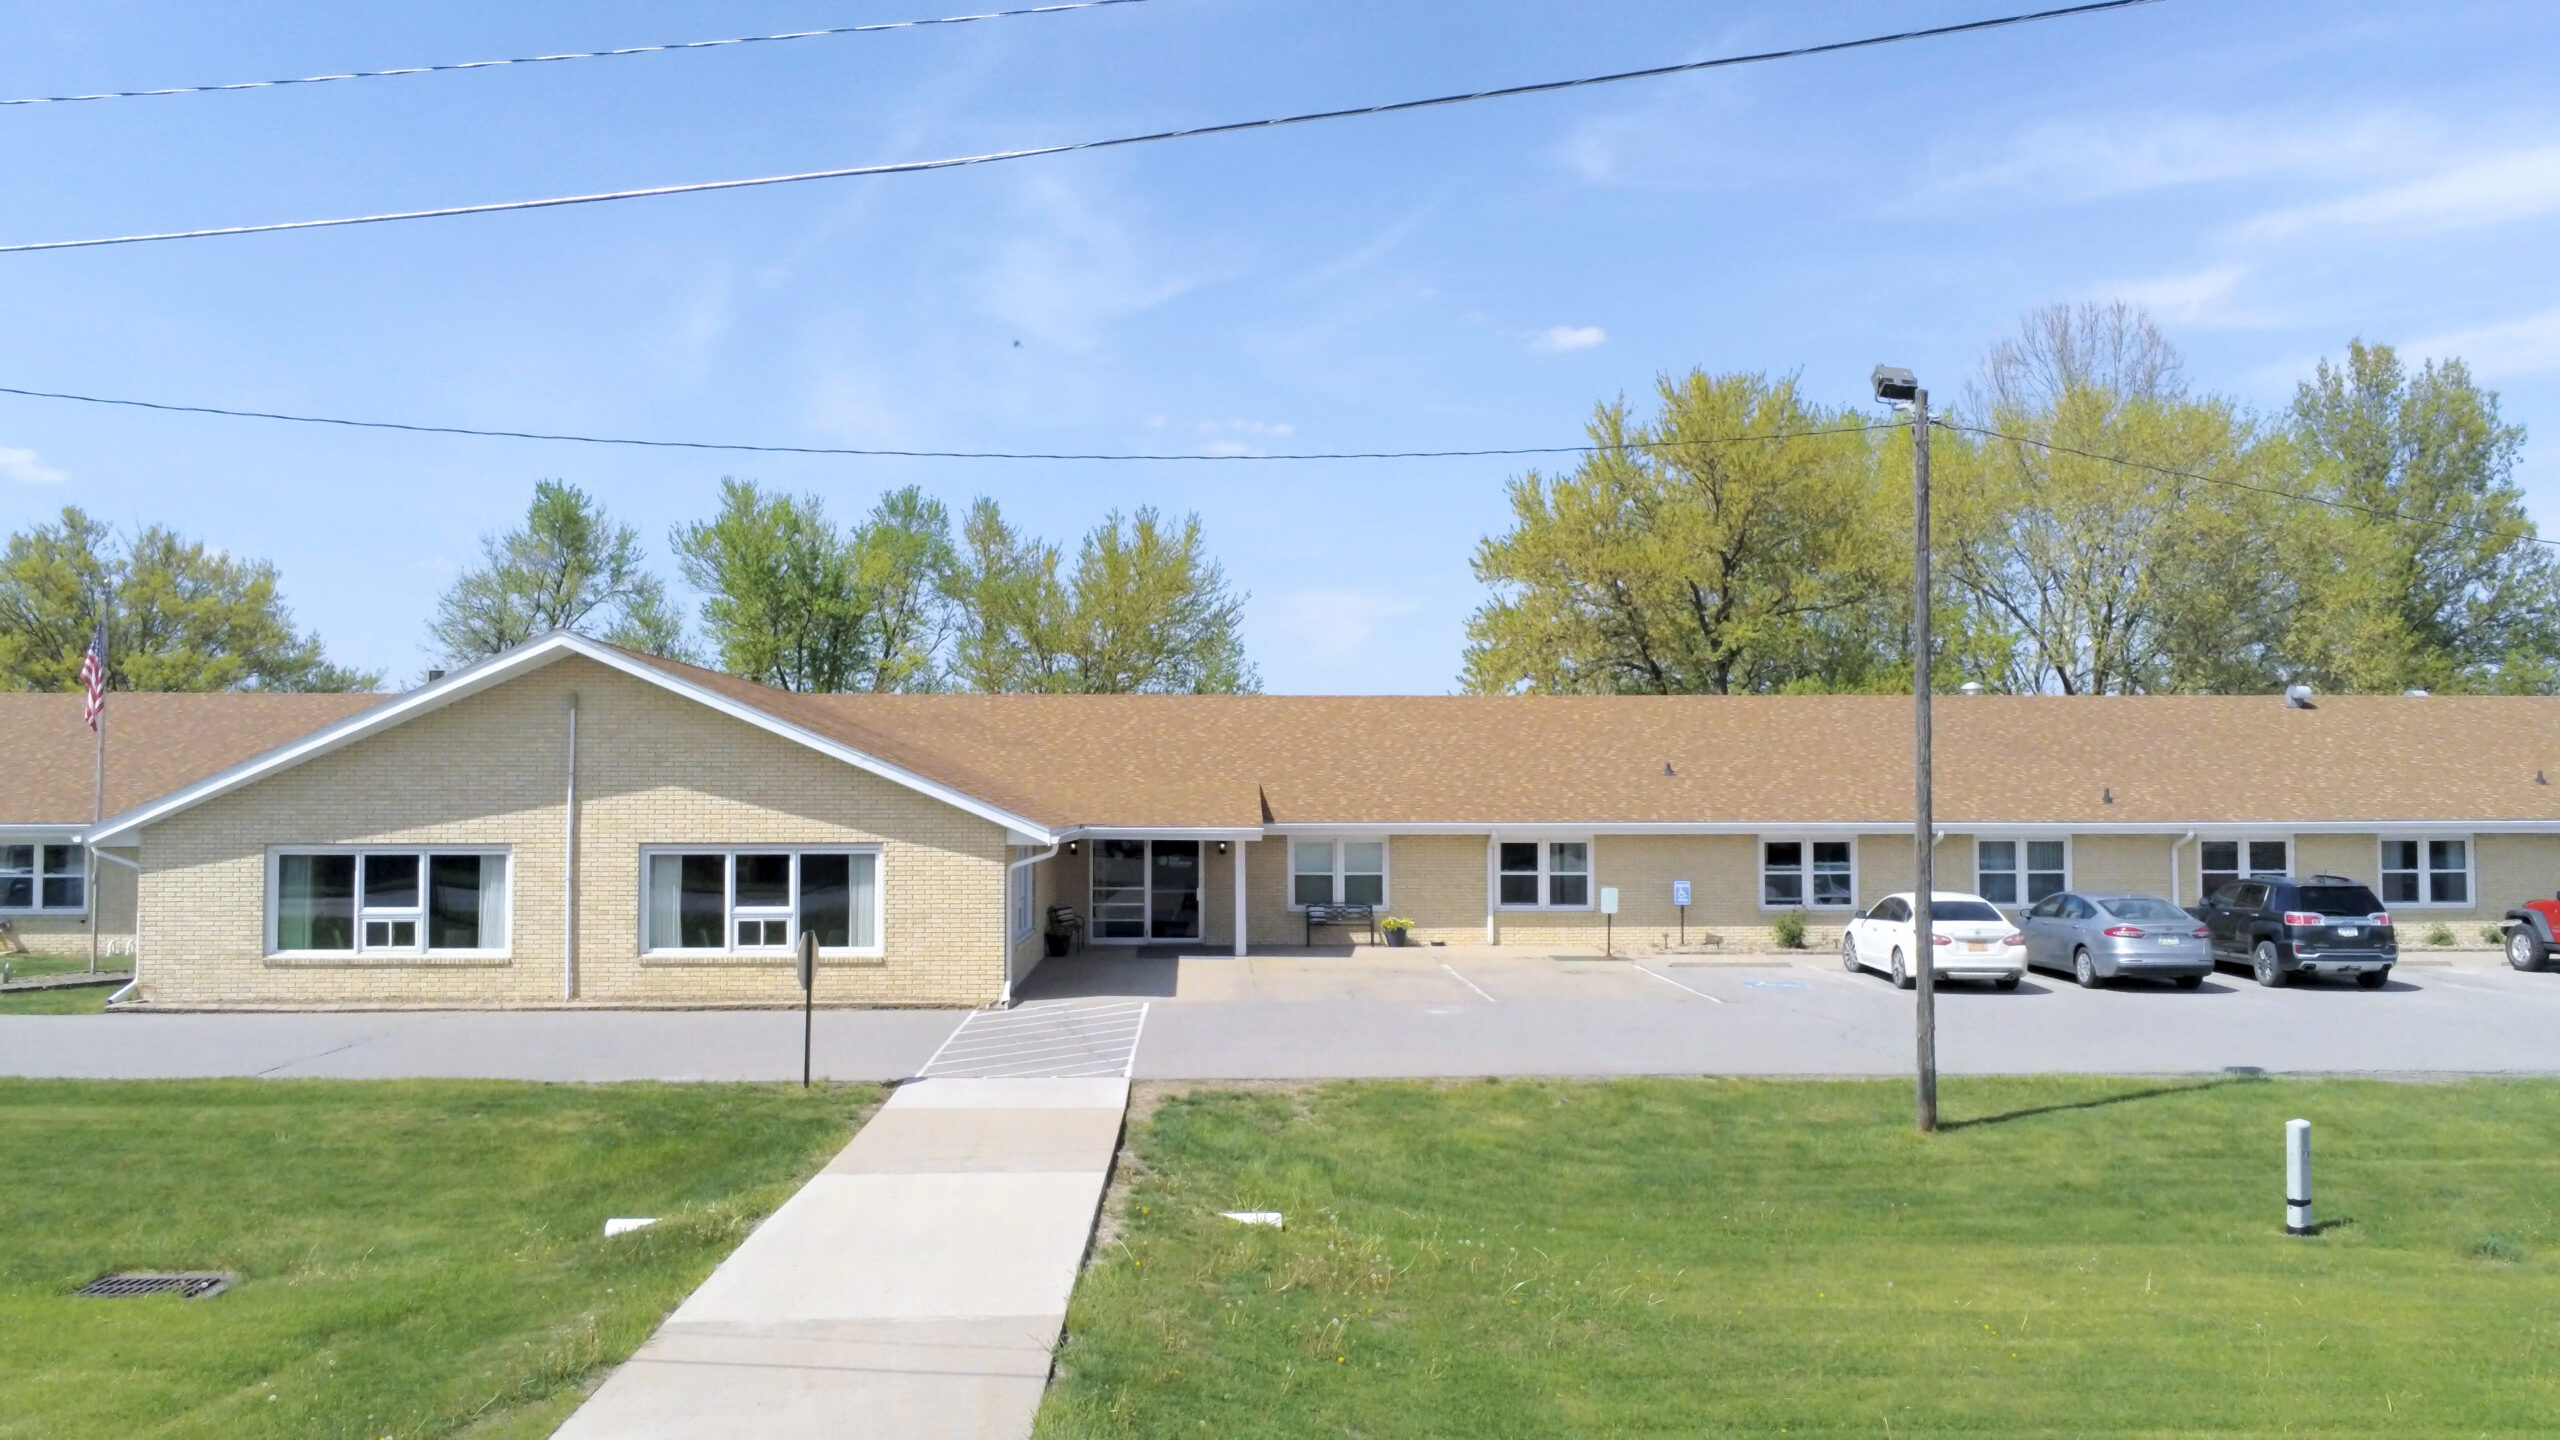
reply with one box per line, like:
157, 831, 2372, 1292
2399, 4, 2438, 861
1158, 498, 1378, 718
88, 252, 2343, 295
86, 633, 1058, 848
1257, 819, 2560, 837
1063, 825, 1266, 841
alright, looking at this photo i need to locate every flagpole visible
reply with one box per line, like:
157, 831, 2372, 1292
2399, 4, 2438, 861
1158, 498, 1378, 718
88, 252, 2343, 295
87, 613, 106, 974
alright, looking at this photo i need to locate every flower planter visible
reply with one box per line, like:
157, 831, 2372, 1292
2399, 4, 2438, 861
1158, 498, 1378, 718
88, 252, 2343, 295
1384, 929, 1412, 947
1044, 932, 1071, 958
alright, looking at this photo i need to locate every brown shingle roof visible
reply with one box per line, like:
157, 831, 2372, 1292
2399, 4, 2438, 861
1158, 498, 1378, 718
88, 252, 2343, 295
608, 652, 2560, 829
0, 692, 388, 826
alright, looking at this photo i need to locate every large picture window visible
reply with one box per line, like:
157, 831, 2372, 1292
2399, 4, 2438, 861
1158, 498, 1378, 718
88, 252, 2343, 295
2200, 838, 2288, 899
1762, 840, 1854, 909
1497, 841, 1590, 909
0, 843, 85, 912
1976, 839, 2066, 907
644, 849, 878, 954
271, 849, 508, 955
2379, 837, 2470, 907
1290, 839, 1387, 909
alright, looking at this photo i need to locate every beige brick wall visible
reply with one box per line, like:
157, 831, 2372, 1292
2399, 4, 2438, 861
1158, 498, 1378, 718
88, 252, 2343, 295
2, 855, 135, 960
133, 655, 1010, 1009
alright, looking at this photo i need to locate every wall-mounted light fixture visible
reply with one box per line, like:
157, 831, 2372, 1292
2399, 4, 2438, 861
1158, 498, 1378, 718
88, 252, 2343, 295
1065, 839, 1080, 855
1215, 840, 1230, 856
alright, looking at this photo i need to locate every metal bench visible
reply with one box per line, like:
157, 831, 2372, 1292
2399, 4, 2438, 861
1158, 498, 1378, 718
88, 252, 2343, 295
1303, 903, 1377, 946
1045, 904, 1086, 955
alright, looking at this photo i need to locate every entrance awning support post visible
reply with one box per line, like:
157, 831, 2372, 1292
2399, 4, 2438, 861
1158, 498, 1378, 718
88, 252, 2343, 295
1232, 841, 1248, 956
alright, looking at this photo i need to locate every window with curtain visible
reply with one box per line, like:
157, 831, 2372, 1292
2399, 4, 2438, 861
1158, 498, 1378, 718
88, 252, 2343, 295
1976, 839, 2066, 906
272, 850, 506, 954
1763, 840, 1854, 909
2380, 837, 2469, 906
0, 844, 87, 912
644, 849, 877, 953
1290, 840, 1388, 908
2201, 839, 2288, 899
1497, 840, 1591, 909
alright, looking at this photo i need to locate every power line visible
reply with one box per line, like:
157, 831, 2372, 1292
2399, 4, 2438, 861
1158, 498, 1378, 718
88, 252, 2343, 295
0, 0, 2163, 255
0, 381, 1887, 460
0, 0, 1151, 108
1945, 420, 2560, 553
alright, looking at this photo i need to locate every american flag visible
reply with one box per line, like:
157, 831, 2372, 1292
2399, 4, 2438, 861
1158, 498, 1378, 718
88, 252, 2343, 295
79, 618, 106, 731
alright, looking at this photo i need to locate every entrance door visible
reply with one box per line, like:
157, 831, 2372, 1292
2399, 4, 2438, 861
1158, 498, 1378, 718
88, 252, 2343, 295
1091, 840, 1148, 940
1088, 839, 1202, 942
1150, 842, 1201, 941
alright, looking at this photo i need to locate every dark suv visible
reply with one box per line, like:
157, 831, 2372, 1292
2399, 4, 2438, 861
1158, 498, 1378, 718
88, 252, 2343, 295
2193, 875, 2396, 988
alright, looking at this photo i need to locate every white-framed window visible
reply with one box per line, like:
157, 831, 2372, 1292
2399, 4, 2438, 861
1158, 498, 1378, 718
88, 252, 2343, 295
1290, 839, 1387, 909
1762, 839, 1854, 909
1975, 838, 2067, 907
269, 848, 510, 955
2200, 838, 2289, 900
1010, 860, 1036, 940
642, 848, 879, 954
2379, 837, 2471, 907
0, 843, 85, 912
1496, 840, 1590, 910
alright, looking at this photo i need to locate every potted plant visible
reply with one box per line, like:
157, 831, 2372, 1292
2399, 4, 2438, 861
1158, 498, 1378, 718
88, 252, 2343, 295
1043, 922, 1073, 958
1380, 916, 1415, 947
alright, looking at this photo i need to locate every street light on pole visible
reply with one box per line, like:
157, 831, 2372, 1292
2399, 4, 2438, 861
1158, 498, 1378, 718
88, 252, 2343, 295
1872, 364, 1937, 1134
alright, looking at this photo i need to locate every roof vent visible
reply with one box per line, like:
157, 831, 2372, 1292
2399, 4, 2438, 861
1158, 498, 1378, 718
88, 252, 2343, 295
425, 669, 446, 683
2283, 684, 2316, 709
1959, 681, 1984, 696
1661, 760, 1675, 777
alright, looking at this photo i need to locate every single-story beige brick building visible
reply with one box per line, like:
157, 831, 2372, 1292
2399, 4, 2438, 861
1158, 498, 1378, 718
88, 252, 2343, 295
6, 631, 2555, 1009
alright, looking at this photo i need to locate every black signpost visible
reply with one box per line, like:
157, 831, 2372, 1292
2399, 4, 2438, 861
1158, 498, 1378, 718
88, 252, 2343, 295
797, 929, 818, 1088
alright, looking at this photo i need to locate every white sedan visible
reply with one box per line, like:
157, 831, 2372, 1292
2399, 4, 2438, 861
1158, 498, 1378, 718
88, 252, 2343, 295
1842, 891, 2026, 990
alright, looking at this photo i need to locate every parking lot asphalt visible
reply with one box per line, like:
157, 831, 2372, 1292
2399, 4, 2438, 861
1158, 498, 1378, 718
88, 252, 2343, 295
3, 950, 2551, 1082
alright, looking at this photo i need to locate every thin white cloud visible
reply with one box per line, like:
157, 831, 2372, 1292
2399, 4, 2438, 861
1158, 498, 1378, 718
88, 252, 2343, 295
2096, 263, 2251, 326
2236, 144, 2560, 241
2403, 303, 2560, 378
0, 447, 66, 484
973, 174, 1237, 351
1531, 325, 1606, 353
1915, 111, 2436, 210
1270, 587, 1422, 665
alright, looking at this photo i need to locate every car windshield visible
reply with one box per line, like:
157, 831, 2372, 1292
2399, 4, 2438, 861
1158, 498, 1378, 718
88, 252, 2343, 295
2298, 885, 2384, 915
1929, 900, 2005, 922
2098, 897, 2189, 921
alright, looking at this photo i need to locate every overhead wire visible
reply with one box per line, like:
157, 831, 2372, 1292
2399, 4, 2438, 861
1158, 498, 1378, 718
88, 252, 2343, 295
0, 0, 2164, 254
0, 0, 1152, 107
0, 382, 1888, 460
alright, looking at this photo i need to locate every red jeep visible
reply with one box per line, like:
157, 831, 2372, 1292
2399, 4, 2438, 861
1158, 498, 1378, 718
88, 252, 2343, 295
2502, 896, 2560, 972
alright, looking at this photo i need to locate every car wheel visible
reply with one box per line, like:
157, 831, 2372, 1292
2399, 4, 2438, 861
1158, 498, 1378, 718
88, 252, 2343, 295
2357, 969, 2390, 990
1843, 935, 1861, 973
2508, 928, 2547, 972
1994, 976, 2021, 991
1891, 948, 1914, 990
2252, 940, 2287, 988
2073, 947, 2103, 990
2174, 975, 2204, 990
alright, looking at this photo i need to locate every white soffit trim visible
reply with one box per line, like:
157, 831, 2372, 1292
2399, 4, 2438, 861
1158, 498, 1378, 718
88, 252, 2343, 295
1259, 819, 2560, 837
1063, 826, 1266, 841
86, 633, 1058, 847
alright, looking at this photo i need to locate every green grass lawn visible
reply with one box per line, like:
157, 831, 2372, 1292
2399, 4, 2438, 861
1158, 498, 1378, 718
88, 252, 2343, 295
1, 953, 127, 982
1040, 1078, 2560, 1438
0, 982, 113, 1014
0, 1079, 874, 1440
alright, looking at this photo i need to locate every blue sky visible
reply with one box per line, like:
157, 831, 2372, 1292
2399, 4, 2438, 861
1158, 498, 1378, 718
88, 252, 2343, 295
3, 0, 2555, 692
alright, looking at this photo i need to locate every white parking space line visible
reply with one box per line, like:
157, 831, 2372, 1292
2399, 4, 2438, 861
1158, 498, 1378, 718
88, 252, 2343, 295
1440, 963, 1497, 1003
919, 1000, 1149, 1079
1633, 964, 1725, 1002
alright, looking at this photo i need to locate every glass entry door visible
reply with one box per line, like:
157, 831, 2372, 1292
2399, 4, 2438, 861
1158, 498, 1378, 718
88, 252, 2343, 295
1089, 839, 1202, 942
1150, 842, 1201, 940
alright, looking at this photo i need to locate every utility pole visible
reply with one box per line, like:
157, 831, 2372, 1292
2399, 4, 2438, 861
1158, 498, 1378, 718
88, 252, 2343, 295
1874, 366, 1936, 1133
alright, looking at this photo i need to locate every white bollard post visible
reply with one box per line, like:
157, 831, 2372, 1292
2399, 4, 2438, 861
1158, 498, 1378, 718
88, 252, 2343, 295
2285, 1118, 2312, 1235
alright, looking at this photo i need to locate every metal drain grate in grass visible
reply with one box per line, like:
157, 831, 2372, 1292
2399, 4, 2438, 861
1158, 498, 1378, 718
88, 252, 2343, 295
75, 1272, 234, 1300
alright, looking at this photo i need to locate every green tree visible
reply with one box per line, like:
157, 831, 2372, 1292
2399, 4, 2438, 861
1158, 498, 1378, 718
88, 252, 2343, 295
944, 501, 1256, 693
1461, 369, 1900, 694
672, 481, 959, 692
2284, 342, 2560, 692
429, 480, 688, 666
0, 507, 378, 692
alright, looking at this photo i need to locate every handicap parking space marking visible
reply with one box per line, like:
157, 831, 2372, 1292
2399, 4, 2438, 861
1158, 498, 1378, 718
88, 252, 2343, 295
1632, 964, 1725, 1003
1742, 978, 1807, 991
1439, 963, 1498, 1003
918, 998, 1149, 1079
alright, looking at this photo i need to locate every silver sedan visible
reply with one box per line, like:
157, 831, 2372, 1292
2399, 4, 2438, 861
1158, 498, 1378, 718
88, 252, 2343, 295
2017, 891, 2214, 989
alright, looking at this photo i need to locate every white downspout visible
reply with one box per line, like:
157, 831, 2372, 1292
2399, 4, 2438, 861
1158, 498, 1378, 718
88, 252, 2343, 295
562, 692, 579, 1003
1002, 842, 1059, 1008
1484, 836, 1498, 945
2171, 831, 2195, 907
98, 848, 140, 1004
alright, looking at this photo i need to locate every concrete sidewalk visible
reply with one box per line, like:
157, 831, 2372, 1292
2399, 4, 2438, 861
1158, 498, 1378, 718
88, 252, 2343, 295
553, 1076, 1127, 1440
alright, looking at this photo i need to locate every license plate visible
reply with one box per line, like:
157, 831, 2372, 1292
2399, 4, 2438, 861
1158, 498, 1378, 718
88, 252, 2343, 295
2158, 936, 2182, 945
1965, 941, 1989, 952
2338, 928, 2359, 937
